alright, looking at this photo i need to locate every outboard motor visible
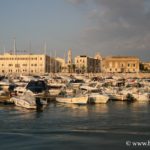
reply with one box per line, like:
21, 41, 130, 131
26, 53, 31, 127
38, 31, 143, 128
36, 97, 43, 111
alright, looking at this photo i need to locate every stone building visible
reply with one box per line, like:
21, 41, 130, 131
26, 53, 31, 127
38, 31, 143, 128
140, 62, 150, 72
56, 49, 75, 73
102, 56, 140, 73
55, 57, 68, 73
49, 57, 61, 73
0, 53, 56, 75
75, 55, 101, 73
67, 48, 74, 73
94, 53, 102, 72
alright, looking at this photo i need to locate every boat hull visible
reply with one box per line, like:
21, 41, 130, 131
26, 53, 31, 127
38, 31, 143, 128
56, 96, 88, 104
89, 94, 109, 104
10, 97, 37, 109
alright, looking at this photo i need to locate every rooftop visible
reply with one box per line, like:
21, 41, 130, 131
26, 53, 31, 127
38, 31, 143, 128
106, 55, 139, 59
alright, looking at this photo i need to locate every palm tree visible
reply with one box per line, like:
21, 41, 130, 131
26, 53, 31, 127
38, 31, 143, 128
72, 64, 76, 73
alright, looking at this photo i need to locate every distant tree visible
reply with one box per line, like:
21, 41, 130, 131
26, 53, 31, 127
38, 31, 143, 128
72, 64, 76, 73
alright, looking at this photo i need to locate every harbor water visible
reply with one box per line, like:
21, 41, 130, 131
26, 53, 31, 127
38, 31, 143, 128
0, 101, 150, 150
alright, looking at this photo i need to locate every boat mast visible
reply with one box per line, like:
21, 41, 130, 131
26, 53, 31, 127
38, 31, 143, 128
13, 37, 16, 55
55, 50, 57, 73
3, 43, 5, 54
29, 40, 31, 75
44, 41, 48, 73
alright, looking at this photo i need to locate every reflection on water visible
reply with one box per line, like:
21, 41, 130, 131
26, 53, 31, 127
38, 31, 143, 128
0, 101, 150, 150
89, 104, 108, 114
132, 101, 149, 107
53, 103, 109, 117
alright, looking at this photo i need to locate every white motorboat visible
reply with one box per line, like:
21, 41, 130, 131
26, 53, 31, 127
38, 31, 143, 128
108, 93, 127, 101
14, 82, 27, 96
80, 82, 101, 91
69, 79, 85, 89
10, 90, 47, 109
48, 84, 64, 96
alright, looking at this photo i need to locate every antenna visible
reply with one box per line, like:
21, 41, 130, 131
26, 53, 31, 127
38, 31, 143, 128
55, 50, 57, 73
64, 49, 66, 63
29, 40, 31, 75
29, 40, 31, 54
50, 51, 51, 73
3, 45, 5, 54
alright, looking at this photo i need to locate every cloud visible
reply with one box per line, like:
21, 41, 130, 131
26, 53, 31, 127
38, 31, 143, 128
65, 0, 150, 60
78, 0, 150, 59
65, 0, 87, 5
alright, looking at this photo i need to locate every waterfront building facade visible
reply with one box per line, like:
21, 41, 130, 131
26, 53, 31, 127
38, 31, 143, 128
0, 52, 141, 75
56, 49, 75, 73
75, 55, 101, 73
0, 53, 51, 75
49, 57, 61, 73
140, 62, 150, 72
102, 56, 140, 73
55, 57, 68, 73
94, 53, 102, 72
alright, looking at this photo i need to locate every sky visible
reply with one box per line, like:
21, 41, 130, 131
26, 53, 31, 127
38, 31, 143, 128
0, 0, 150, 61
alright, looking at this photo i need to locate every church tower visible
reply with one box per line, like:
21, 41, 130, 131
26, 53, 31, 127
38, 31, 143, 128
68, 48, 72, 65
94, 52, 102, 60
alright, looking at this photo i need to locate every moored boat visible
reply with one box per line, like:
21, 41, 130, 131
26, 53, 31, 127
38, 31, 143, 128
10, 90, 47, 109
88, 93, 109, 104
56, 95, 88, 104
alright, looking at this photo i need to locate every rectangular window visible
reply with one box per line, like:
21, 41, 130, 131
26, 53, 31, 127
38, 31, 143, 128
15, 64, 20, 68
22, 64, 27, 66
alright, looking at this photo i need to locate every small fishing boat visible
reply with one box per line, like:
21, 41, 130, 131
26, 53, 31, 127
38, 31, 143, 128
56, 92, 88, 104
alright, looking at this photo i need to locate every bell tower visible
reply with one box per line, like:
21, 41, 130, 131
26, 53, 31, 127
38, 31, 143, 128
95, 52, 102, 60
95, 52, 102, 72
68, 48, 72, 65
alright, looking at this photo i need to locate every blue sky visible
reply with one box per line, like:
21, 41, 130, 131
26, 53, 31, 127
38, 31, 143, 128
0, 0, 150, 61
